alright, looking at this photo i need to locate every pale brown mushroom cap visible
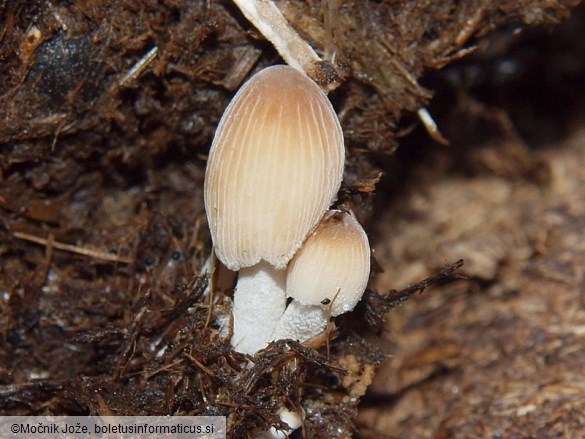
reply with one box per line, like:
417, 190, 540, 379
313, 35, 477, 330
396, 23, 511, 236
204, 65, 344, 271
285, 210, 371, 316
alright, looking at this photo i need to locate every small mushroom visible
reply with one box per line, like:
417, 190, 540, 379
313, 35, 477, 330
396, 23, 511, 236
204, 65, 344, 354
272, 210, 371, 342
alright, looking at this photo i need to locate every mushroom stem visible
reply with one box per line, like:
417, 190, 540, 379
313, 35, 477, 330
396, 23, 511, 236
271, 301, 328, 343
232, 261, 286, 354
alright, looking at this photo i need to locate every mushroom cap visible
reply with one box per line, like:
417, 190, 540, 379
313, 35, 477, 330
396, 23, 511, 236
285, 210, 370, 316
204, 65, 344, 271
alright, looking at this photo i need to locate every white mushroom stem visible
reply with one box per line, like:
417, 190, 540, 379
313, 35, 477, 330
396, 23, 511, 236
271, 301, 328, 343
232, 0, 321, 74
231, 261, 286, 355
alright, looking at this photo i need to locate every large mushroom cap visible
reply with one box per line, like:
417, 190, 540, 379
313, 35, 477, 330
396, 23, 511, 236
204, 65, 344, 271
285, 210, 371, 316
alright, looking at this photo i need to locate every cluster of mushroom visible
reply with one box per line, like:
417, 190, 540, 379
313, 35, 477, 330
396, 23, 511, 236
204, 65, 370, 355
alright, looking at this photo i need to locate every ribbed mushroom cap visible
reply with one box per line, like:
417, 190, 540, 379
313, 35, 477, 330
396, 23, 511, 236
204, 65, 344, 271
285, 210, 370, 316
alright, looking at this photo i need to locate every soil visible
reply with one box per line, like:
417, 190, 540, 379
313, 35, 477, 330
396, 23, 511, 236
1, 0, 584, 438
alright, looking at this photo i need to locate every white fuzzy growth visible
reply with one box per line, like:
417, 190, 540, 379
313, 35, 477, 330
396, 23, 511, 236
271, 300, 328, 343
232, 261, 286, 354
256, 408, 302, 439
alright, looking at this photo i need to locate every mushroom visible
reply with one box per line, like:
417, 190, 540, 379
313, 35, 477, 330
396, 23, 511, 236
272, 210, 371, 343
204, 65, 344, 354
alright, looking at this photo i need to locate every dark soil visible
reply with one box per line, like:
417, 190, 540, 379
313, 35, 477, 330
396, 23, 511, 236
1, 0, 583, 438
